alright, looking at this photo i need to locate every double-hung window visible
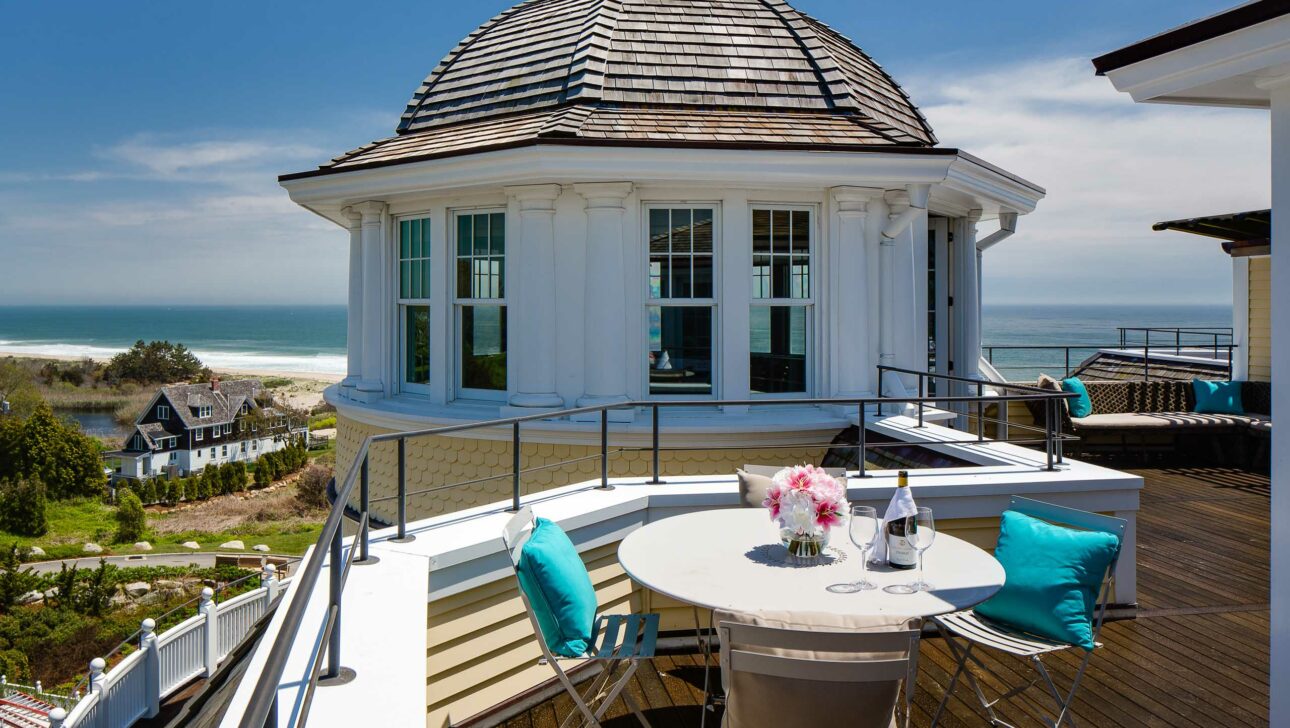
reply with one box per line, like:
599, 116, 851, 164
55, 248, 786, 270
751, 207, 812, 394
195, 428, 203, 442
399, 217, 432, 392
454, 211, 507, 399
157, 405, 170, 420
647, 206, 716, 396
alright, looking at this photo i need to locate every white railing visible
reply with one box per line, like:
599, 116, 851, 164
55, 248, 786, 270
50, 565, 292, 728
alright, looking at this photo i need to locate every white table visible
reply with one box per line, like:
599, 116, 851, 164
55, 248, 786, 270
618, 508, 1005, 620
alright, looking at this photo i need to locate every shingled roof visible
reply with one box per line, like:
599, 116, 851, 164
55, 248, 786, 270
284, 0, 938, 180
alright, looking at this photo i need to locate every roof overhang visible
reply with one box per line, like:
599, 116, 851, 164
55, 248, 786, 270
280, 143, 1044, 228
1153, 208, 1272, 256
1094, 1, 1290, 107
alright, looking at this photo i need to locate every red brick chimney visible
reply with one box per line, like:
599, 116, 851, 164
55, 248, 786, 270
211, 377, 220, 392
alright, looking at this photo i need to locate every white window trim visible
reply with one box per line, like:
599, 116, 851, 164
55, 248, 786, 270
749, 204, 816, 398
223, 423, 232, 435
452, 207, 509, 402
157, 405, 170, 420
643, 202, 721, 400
195, 428, 203, 442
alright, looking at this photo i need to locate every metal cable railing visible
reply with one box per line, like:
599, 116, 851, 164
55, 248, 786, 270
239, 365, 1079, 728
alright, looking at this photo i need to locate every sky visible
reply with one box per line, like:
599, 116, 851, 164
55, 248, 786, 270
0, 0, 1269, 307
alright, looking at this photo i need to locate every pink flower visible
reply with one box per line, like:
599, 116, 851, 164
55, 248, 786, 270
815, 498, 844, 529
762, 484, 785, 520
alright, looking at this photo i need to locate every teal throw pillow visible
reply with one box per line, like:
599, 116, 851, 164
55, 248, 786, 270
516, 518, 598, 657
1192, 379, 1243, 415
1060, 377, 1092, 418
975, 510, 1120, 651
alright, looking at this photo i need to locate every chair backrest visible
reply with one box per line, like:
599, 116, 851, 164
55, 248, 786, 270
1007, 496, 1126, 638
501, 506, 536, 569
719, 621, 917, 683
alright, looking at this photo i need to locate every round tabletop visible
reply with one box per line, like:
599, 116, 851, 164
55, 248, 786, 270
618, 509, 1005, 619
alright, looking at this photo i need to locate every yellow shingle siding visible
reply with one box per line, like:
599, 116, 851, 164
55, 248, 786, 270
1248, 256, 1271, 382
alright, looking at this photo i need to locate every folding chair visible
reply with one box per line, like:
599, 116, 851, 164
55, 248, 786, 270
930, 497, 1126, 728
717, 611, 921, 728
503, 507, 658, 728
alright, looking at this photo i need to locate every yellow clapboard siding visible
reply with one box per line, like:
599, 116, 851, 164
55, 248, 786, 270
1248, 257, 1271, 382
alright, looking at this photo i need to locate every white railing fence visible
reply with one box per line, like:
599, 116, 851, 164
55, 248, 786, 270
49, 565, 292, 728
0, 676, 79, 711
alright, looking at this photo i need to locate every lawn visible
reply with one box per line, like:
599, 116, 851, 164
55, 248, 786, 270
6, 486, 326, 562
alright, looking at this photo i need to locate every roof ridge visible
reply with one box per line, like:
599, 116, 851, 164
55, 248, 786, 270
560, 0, 621, 105
397, 0, 549, 134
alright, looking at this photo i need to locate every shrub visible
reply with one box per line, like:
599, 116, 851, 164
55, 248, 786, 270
295, 465, 332, 510
103, 340, 209, 385
139, 479, 157, 505
219, 463, 238, 495
0, 479, 47, 537
231, 461, 249, 491
0, 544, 41, 614
259, 452, 281, 483
253, 462, 270, 488
0, 403, 106, 500
200, 467, 221, 498
196, 473, 212, 500
183, 478, 197, 502
114, 489, 147, 543
166, 480, 183, 505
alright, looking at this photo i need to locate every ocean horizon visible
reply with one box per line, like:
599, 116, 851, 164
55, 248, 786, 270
0, 302, 1233, 381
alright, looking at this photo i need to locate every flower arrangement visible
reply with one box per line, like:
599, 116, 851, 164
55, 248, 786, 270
763, 465, 847, 557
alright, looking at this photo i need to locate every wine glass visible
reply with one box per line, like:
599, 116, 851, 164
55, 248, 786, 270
827, 506, 879, 593
905, 507, 936, 592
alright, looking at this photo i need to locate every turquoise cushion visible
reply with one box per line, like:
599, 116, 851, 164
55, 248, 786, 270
975, 511, 1120, 651
1060, 377, 1092, 418
516, 518, 597, 657
1193, 379, 1243, 415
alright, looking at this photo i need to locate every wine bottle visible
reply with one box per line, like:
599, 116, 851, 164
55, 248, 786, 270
887, 471, 918, 570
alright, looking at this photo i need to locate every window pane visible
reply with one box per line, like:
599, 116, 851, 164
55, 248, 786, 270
772, 257, 791, 298
649, 257, 668, 299
457, 215, 472, 256
670, 257, 691, 298
490, 213, 505, 254
692, 255, 713, 298
649, 209, 670, 254
648, 306, 713, 395
772, 210, 791, 253
420, 260, 431, 300
400, 262, 411, 299
473, 214, 489, 255
752, 210, 771, 253
400, 220, 411, 258
671, 209, 692, 253
461, 305, 507, 391
753, 255, 772, 299
410, 219, 422, 258
750, 306, 807, 394
405, 306, 430, 385
791, 210, 810, 254
792, 256, 810, 298
692, 209, 713, 253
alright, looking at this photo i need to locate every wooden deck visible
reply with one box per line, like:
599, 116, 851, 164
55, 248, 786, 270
504, 467, 1271, 728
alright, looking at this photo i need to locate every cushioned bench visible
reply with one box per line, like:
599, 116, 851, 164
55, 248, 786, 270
1029, 378, 1271, 463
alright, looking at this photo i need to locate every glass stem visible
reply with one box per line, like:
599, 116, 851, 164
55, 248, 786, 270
859, 551, 868, 585
917, 550, 925, 586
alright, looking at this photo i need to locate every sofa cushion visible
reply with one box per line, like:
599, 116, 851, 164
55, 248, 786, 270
1061, 378, 1092, 418
1243, 381, 1271, 416
516, 518, 598, 658
1193, 379, 1244, 415
1247, 415, 1273, 436
1072, 412, 1251, 430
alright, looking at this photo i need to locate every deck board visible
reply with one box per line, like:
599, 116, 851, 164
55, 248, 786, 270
510, 467, 1270, 727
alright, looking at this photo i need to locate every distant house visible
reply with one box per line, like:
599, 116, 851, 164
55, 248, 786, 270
108, 378, 307, 481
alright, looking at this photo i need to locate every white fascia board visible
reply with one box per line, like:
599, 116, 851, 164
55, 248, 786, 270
1104, 14, 1290, 105
941, 155, 1046, 217
282, 145, 955, 221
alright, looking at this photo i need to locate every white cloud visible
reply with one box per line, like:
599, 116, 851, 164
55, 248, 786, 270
100, 135, 325, 180
909, 57, 1270, 305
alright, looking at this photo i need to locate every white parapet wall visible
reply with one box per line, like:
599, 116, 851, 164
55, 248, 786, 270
226, 416, 1142, 728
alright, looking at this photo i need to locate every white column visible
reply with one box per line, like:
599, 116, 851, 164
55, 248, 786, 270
341, 207, 363, 397
831, 187, 877, 396
1268, 80, 1290, 728
506, 185, 564, 408
1232, 256, 1251, 381
878, 192, 905, 371
959, 209, 982, 381
356, 201, 387, 402
575, 183, 633, 407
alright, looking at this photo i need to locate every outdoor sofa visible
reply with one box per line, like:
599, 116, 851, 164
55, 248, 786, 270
1030, 377, 1271, 464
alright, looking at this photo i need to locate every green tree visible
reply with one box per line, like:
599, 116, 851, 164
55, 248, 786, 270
103, 340, 210, 385
201, 467, 221, 498
77, 560, 114, 616
197, 473, 212, 500
253, 462, 270, 488
0, 359, 41, 419
114, 489, 147, 543
168, 479, 184, 504
0, 403, 106, 500
0, 479, 47, 537
219, 463, 237, 495
0, 544, 41, 614
183, 478, 197, 501
231, 461, 249, 491
139, 479, 157, 505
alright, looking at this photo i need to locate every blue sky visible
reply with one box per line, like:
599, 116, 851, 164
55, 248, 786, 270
0, 0, 1268, 306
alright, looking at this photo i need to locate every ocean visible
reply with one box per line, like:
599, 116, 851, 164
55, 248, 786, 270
0, 303, 1232, 382
0, 306, 347, 376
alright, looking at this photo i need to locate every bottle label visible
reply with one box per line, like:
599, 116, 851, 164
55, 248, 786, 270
887, 519, 918, 569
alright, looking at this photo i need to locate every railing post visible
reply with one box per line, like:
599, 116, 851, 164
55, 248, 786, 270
397, 438, 407, 541
200, 587, 218, 676
977, 382, 985, 442
647, 405, 663, 485
326, 528, 342, 680
48, 708, 66, 728
917, 375, 925, 428
142, 618, 160, 718
1064, 348, 1071, 378
511, 422, 521, 511
857, 402, 868, 478
262, 564, 279, 610
599, 409, 611, 490
1045, 398, 1056, 471
358, 455, 370, 563
1144, 344, 1150, 381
